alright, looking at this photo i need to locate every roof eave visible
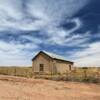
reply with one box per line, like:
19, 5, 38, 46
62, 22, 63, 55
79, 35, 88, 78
53, 58, 74, 64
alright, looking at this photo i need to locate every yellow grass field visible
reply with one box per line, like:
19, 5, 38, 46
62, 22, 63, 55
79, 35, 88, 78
0, 67, 100, 83
0, 67, 33, 78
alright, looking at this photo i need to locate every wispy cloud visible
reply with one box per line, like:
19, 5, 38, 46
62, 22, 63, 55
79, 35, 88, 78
0, 40, 39, 66
72, 41, 100, 67
0, 0, 89, 31
44, 18, 84, 46
0, 0, 100, 67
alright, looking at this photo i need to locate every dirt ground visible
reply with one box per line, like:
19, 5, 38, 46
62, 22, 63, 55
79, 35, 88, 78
0, 75, 100, 100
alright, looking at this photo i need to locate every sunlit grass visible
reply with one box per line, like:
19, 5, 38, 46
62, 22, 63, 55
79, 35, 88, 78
0, 67, 99, 83
0, 67, 33, 78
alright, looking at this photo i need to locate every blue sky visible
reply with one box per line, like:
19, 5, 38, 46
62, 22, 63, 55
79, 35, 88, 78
0, 0, 100, 67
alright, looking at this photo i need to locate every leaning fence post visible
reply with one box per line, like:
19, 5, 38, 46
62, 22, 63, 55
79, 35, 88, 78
66, 70, 69, 81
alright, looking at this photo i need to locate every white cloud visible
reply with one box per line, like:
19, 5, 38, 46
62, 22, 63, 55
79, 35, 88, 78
74, 42, 100, 67
0, 41, 38, 51
0, 40, 39, 66
0, 0, 90, 31
0, 0, 23, 20
21, 35, 42, 44
0, 0, 93, 66
44, 19, 90, 47
28, 0, 89, 22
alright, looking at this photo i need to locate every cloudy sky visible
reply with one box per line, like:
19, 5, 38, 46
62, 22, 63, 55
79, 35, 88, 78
0, 0, 100, 67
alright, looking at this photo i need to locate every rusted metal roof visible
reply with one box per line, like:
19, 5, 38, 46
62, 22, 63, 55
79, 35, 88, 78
32, 51, 74, 64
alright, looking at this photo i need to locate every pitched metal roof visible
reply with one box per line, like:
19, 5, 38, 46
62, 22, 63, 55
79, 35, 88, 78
41, 51, 74, 63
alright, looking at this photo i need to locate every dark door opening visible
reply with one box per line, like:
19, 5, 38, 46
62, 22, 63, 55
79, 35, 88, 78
39, 64, 44, 72
69, 65, 71, 70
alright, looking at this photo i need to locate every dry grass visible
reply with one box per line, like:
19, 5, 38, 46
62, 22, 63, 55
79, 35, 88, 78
35, 67, 100, 83
0, 67, 33, 78
0, 67, 100, 83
